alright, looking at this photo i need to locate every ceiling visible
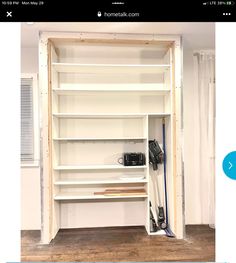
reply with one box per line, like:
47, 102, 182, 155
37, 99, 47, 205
21, 22, 215, 50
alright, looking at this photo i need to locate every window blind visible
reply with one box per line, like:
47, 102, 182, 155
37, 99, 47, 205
21, 77, 34, 161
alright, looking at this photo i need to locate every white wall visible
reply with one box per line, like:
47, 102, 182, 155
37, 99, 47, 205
21, 47, 41, 230
21, 48, 38, 73
21, 167, 41, 229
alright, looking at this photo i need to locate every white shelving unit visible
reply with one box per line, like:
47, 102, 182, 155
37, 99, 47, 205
40, 32, 183, 244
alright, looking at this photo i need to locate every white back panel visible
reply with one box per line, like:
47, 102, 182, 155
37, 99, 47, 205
60, 200, 146, 228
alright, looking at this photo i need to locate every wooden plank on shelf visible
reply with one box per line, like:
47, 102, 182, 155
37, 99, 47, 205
105, 188, 146, 193
94, 188, 146, 196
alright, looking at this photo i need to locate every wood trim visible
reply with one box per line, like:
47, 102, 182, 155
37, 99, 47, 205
145, 115, 150, 233
47, 40, 53, 240
173, 39, 184, 239
39, 31, 180, 48
39, 36, 51, 244
49, 38, 173, 47
50, 40, 59, 57
171, 44, 177, 235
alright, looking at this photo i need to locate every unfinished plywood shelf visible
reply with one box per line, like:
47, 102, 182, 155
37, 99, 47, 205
52, 62, 170, 74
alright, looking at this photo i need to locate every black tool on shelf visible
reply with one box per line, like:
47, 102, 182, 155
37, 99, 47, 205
118, 152, 146, 166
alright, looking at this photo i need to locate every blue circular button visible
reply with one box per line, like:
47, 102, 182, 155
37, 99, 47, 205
222, 151, 236, 180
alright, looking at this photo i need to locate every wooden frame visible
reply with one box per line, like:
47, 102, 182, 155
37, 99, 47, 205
39, 32, 183, 244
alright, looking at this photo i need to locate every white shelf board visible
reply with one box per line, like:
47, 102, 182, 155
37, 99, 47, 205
52, 113, 171, 119
54, 178, 148, 185
54, 192, 148, 200
53, 89, 170, 96
52, 85, 170, 95
56, 83, 167, 91
58, 82, 165, 92
53, 137, 147, 141
54, 164, 147, 170
52, 63, 170, 74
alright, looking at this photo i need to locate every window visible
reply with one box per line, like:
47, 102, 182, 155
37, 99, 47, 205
21, 74, 39, 166
21, 77, 33, 161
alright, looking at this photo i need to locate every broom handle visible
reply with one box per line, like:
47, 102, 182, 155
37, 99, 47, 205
155, 173, 162, 207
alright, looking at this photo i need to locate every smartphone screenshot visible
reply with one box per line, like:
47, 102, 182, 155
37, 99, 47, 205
0, 1, 235, 263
